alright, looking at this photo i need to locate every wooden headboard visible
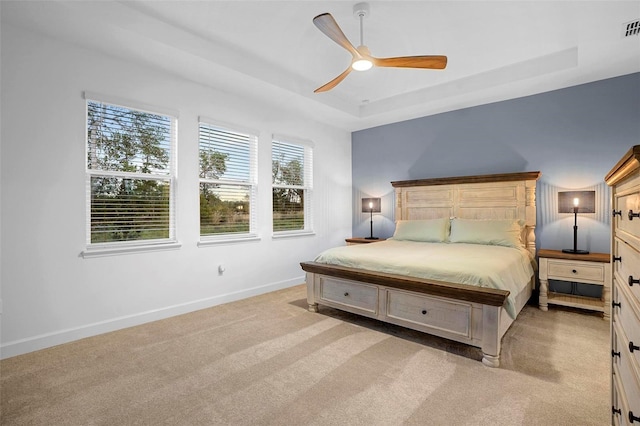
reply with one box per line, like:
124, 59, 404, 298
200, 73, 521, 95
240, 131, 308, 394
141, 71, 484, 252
391, 171, 541, 257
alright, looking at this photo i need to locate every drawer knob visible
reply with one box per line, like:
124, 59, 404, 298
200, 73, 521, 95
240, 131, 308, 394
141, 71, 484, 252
612, 209, 622, 217
612, 300, 621, 309
630, 411, 640, 423
629, 210, 640, 220
613, 406, 622, 416
630, 341, 640, 353
572, 269, 577, 274
613, 256, 622, 263
612, 349, 621, 358
421, 309, 427, 315
344, 292, 349, 297
629, 276, 640, 287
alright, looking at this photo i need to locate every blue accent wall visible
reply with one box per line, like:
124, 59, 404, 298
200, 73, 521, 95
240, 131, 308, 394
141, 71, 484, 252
352, 73, 640, 254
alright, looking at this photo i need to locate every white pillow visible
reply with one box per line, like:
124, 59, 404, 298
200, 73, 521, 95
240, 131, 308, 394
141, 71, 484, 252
392, 218, 449, 242
449, 219, 523, 248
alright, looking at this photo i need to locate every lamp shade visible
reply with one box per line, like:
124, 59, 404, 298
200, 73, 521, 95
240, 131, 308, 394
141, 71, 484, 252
558, 191, 596, 213
361, 197, 381, 213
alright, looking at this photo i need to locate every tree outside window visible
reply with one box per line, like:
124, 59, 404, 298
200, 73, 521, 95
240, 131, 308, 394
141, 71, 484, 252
199, 122, 257, 238
86, 99, 176, 245
272, 139, 312, 232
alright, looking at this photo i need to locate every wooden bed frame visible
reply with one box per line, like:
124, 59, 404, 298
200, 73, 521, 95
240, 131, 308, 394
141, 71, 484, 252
301, 171, 541, 367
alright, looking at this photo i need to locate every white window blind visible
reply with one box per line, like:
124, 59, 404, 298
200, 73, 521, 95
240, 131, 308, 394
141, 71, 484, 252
85, 98, 177, 247
199, 120, 258, 238
272, 138, 313, 233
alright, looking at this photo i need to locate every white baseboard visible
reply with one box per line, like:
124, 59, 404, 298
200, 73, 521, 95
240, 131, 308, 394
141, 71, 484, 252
0, 277, 303, 359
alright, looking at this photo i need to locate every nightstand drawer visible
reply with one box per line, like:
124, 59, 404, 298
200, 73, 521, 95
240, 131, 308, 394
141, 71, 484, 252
547, 261, 604, 283
319, 278, 378, 314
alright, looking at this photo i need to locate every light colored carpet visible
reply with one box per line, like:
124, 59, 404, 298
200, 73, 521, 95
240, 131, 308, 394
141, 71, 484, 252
1, 284, 610, 425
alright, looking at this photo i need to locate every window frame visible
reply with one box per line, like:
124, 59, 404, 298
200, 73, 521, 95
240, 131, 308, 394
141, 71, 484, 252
198, 118, 259, 245
271, 135, 314, 237
82, 92, 179, 258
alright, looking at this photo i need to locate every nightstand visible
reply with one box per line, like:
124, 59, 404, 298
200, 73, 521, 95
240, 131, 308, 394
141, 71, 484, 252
538, 249, 611, 319
345, 237, 387, 245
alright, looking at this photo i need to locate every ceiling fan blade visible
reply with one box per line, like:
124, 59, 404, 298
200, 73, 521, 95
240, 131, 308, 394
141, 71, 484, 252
314, 66, 353, 93
372, 55, 448, 69
313, 13, 360, 58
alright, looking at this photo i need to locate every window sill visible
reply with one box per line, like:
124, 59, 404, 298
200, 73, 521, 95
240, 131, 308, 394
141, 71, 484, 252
198, 235, 261, 247
81, 241, 182, 258
272, 231, 316, 239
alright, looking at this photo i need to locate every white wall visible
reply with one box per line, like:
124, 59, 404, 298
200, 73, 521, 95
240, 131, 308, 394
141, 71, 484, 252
0, 24, 352, 358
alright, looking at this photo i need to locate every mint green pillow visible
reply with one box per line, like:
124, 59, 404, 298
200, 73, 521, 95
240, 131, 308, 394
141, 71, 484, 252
391, 218, 449, 242
449, 219, 523, 248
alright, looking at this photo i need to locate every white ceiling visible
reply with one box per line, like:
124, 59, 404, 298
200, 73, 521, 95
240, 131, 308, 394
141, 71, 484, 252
4, 1, 640, 131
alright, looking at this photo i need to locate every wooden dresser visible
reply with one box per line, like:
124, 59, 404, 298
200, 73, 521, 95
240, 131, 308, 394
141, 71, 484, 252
605, 145, 640, 425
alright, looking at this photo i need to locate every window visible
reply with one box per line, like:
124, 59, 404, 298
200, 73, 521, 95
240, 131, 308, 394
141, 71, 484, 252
199, 120, 258, 239
85, 94, 177, 249
272, 136, 313, 234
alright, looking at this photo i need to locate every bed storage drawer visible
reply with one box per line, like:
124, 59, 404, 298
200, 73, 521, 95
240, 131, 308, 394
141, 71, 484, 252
385, 289, 472, 338
319, 277, 379, 315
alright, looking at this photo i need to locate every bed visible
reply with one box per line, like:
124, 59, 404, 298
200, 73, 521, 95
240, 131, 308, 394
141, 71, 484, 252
301, 171, 541, 367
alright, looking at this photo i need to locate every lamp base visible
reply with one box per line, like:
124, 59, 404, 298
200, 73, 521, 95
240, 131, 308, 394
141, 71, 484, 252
365, 237, 379, 240
562, 249, 590, 255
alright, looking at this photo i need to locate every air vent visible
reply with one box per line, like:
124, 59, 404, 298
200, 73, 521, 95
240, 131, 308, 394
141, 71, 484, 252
622, 19, 640, 37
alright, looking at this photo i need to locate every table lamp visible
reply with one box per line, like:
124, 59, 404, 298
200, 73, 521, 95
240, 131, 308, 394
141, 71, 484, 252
361, 197, 381, 239
558, 191, 595, 254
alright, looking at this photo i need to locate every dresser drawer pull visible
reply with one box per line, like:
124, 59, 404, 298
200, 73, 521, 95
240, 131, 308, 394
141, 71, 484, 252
630, 276, 640, 287
612, 300, 621, 309
421, 309, 428, 315
572, 269, 577, 274
613, 209, 622, 217
630, 341, 640, 353
344, 292, 349, 297
613, 406, 622, 416
612, 350, 621, 358
630, 411, 640, 423
613, 256, 622, 263
629, 210, 640, 220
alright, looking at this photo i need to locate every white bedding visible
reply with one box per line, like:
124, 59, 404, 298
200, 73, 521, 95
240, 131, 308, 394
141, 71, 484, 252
314, 240, 535, 319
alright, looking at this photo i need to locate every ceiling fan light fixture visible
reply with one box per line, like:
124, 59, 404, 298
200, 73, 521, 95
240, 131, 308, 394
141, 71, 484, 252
312, 6, 447, 92
352, 58, 373, 71
352, 44, 373, 71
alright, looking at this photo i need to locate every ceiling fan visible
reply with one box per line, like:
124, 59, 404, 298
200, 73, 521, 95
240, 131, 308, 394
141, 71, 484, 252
313, 2, 447, 93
